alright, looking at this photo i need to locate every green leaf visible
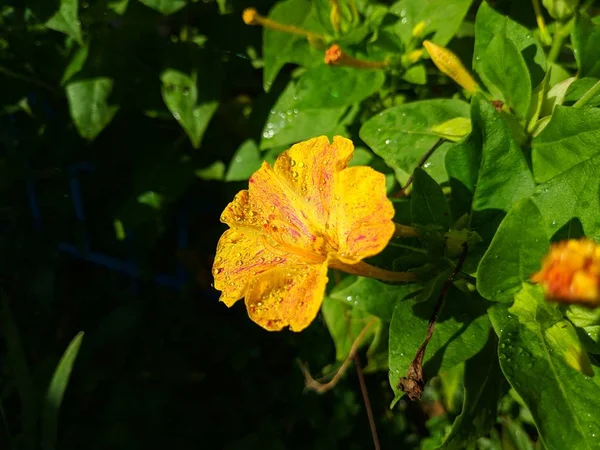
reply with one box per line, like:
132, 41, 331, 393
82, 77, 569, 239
572, 14, 600, 78
564, 77, 600, 107
540, 75, 575, 117
477, 199, 549, 302
445, 95, 535, 241
439, 364, 464, 413
438, 333, 508, 450
410, 168, 451, 229
566, 305, 600, 354
474, 2, 546, 88
402, 64, 427, 85
160, 69, 219, 149
66, 77, 119, 140
42, 332, 84, 450
0, 295, 37, 450
430, 117, 472, 142
262, 0, 317, 91
138, 0, 188, 15
531, 106, 600, 182
321, 296, 385, 371
195, 161, 226, 181
497, 285, 600, 450
360, 99, 470, 184
61, 45, 89, 85
329, 277, 422, 321
294, 66, 385, 109
389, 0, 473, 47
532, 153, 600, 240
225, 140, 262, 182
389, 286, 491, 401
479, 34, 531, 119
45, 0, 83, 44
259, 80, 346, 150
348, 147, 374, 166
108, 0, 129, 14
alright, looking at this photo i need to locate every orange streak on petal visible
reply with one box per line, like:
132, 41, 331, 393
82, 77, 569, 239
332, 165, 395, 264
245, 262, 329, 332
273, 136, 354, 236
212, 228, 302, 307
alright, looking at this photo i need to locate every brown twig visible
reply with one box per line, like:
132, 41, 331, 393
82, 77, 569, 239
300, 318, 377, 394
394, 138, 445, 198
397, 242, 468, 400
354, 353, 381, 450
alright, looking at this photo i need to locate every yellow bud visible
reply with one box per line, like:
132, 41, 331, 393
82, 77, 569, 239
412, 21, 426, 38
330, 1, 341, 32
423, 40, 479, 93
405, 49, 423, 64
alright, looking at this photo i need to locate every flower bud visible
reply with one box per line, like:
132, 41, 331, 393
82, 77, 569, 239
531, 238, 600, 306
423, 40, 478, 93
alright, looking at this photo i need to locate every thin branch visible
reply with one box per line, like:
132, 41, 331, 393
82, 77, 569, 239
300, 318, 377, 394
398, 242, 469, 400
394, 139, 445, 198
354, 353, 381, 450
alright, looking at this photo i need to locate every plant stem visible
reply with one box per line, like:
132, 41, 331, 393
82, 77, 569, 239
394, 139, 445, 198
354, 353, 381, 450
393, 223, 420, 238
398, 242, 468, 400
330, 260, 418, 282
0, 65, 60, 95
573, 80, 600, 108
532, 0, 552, 45
547, 19, 574, 64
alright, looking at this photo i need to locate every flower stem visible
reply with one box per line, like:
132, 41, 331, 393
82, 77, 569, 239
573, 80, 600, 108
393, 223, 419, 238
547, 18, 574, 64
242, 8, 325, 40
330, 260, 418, 282
532, 0, 552, 45
324, 44, 388, 69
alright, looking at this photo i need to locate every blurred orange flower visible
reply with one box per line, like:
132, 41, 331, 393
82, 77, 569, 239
212, 136, 416, 332
531, 238, 600, 306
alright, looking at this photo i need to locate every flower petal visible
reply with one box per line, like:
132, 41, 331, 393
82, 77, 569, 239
245, 262, 329, 332
332, 166, 395, 263
220, 166, 316, 251
273, 135, 354, 230
212, 228, 303, 307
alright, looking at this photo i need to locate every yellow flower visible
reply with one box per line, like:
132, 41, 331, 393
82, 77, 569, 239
213, 136, 416, 332
531, 238, 600, 306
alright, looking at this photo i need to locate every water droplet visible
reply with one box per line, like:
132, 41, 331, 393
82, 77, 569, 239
173, 112, 180, 120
